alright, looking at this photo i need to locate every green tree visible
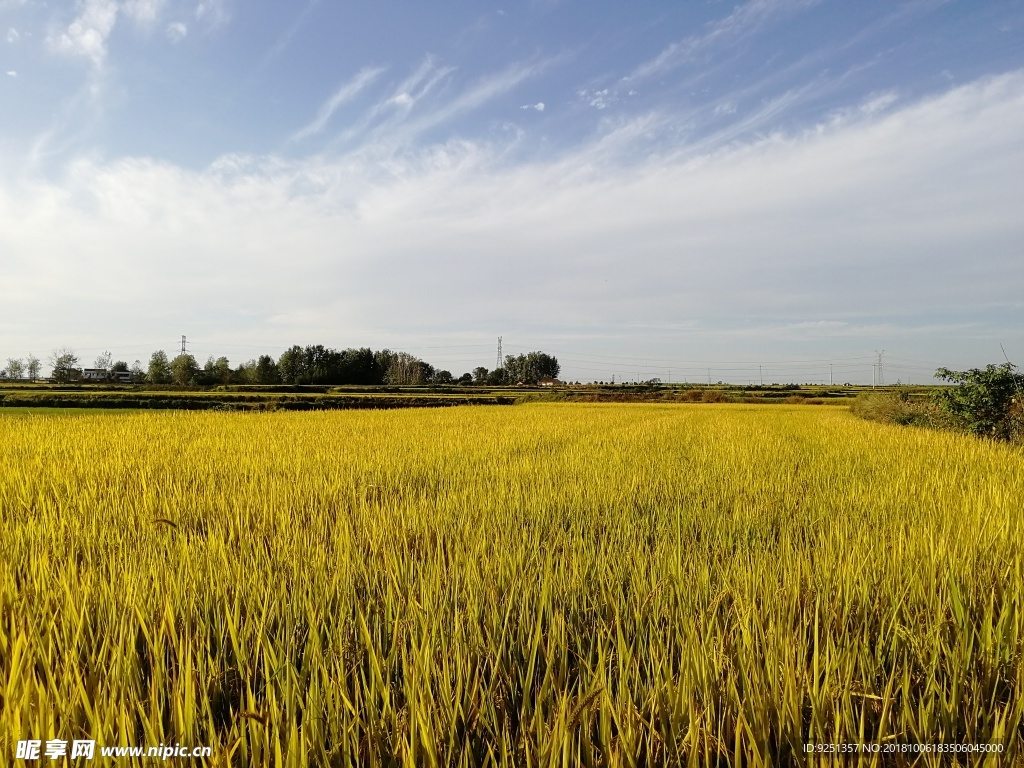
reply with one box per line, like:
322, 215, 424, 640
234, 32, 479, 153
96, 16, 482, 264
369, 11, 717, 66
171, 354, 199, 386
278, 345, 307, 385
374, 350, 397, 383
50, 348, 80, 383
472, 366, 489, 384
6, 358, 24, 380
503, 351, 560, 384
486, 367, 509, 386
934, 363, 1024, 441
337, 348, 384, 385
147, 351, 171, 384
233, 360, 255, 384
210, 356, 232, 384
254, 354, 280, 384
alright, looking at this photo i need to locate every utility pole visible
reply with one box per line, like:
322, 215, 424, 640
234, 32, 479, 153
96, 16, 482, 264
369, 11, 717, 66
759, 365, 763, 386
707, 368, 711, 386
496, 336, 502, 372
829, 363, 833, 386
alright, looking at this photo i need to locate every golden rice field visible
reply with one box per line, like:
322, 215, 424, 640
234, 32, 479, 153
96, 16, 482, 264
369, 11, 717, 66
1, 403, 1023, 767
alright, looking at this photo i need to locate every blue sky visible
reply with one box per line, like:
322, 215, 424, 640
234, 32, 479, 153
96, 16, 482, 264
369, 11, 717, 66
1, 0, 1022, 383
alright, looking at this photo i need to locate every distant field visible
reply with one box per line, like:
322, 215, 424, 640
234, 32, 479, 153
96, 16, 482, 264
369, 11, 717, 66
0, 407, 144, 416
0, 381, 926, 412
0, 388, 516, 411
2, 404, 1020, 765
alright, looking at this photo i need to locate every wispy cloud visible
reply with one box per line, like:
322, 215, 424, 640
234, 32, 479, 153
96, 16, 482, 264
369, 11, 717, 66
122, 0, 165, 27
629, 0, 818, 81
5, 69, 15, 77
578, 88, 616, 109
859, 90, 899, 115
520, 102, 545, 111
328, 56, 455, 147
194, 0, 229, 31
290, 66, 386, 143
392, 56, 559, 140
385, 55, 453, 112
263, 0, 319, 65
6, 27, 19, 43
49, 0, 119, 69
23, 80, 106, 169
165, 21, 187, 42
326, 53, 561, 157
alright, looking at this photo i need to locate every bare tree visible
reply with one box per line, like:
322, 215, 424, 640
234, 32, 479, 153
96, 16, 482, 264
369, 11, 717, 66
386, 352, 428, 385
26, 354, 41, 381
49, 348, 80, 383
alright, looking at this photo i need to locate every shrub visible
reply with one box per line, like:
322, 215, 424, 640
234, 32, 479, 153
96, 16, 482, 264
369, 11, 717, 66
934, 363, 1024, 441
700, 389, 728, 403
850, 389, 948, 428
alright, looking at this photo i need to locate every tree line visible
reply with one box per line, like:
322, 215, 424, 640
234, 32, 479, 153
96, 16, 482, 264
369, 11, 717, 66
4, 346, 560, 387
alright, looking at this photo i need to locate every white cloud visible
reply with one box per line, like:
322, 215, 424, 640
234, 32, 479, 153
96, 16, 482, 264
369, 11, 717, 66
123, 0, 165, 26
6, 27, 19, 43
165, 21, 187, 42
579, 88, 616, 109
50, 0, 119, 69
5, 70, 15, 77
520, 102, 545, 111
194, 0, 229, 30
0, 71, 1022, 371
290, 66, 386, 143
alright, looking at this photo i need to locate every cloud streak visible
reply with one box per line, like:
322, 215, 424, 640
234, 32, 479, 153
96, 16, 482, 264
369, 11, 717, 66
629, 0, 819, 82
290, 66, 386, 143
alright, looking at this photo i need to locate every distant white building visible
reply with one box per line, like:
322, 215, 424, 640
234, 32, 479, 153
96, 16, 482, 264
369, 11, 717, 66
539, 378, 562, 387
82, 368, 108, 381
